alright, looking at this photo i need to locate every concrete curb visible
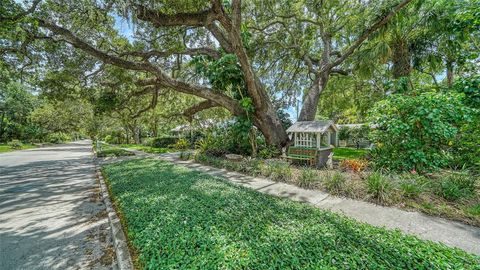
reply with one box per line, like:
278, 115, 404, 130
96, 166, 134, 270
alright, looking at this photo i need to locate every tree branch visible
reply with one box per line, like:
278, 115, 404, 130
121, 47, 221, 60
0, 0, 41, 22
135, 4, 218, 27
36, 19, 244, 116
182, 100, 220, 120
327, 0, 414, 70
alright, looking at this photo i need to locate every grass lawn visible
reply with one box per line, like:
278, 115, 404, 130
333, 147, 368, 160
102, 158, 479, 269
0, 143, 37, 153
118, 144, 172, 154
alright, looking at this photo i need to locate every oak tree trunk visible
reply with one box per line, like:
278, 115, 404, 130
298, 73, 329, 121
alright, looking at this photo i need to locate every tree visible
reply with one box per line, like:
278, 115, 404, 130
0, 80, 37, 141
1, 0, 413, 148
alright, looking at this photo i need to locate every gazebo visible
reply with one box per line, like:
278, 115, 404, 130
285, 121, 338, 167
286, 120, 338, 148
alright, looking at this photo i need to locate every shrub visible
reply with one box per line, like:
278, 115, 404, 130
338, 127, 351, 141
366, 172, 392, 203
179, 151, 192, 160
243, 159, 263, 175
149, 136, 178, 148
204, 148, 228, 157
437, 172, 477, 201
46, 132, 71, 144
269, 161, 293, 182
368, 92, 473, 172
174, 138, 189, 150
258, 146, 281, 159
8, 140, 23, 149
339, 159, 368, 172
324, 172, 346, 194
298, 168, 319, 189
399, 174, 428, 199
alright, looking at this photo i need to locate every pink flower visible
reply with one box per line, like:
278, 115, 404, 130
411, 169, 417, 174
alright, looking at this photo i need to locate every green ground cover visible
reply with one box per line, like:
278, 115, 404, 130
96, 144, 135, 157
0, 143, 36, 153
118, 144, 172, 154
333, 147, 368, 160
102, 158, 479, 269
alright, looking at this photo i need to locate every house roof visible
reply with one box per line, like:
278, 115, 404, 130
286, 120, 338, 133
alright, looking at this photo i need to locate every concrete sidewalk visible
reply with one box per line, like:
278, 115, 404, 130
147, 152, 480, 255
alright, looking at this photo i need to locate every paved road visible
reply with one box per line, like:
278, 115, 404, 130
0, 141, 115, 270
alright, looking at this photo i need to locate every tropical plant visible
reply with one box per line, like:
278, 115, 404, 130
437, 172, 477, 202
298, 167, 319, 189
174, 138, 189, 150
366, 172, 393, 203
323, 172, 347, 194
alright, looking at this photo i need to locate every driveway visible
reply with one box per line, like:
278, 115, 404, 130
0, 140, 115, 269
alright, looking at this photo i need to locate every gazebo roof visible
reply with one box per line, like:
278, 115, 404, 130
286, 120, 338, 133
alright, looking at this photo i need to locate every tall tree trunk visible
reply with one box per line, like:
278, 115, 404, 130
446, 60, 454, 87
253, 106, 289, 147
134, 128, 140, 144
298, 73, 329, 121
392, 39, 411, 79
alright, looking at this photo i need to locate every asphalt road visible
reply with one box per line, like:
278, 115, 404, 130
0, 140, 115, 270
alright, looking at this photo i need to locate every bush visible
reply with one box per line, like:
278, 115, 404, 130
179, 151, 193, 160
174, 138, 189, 150
324, 172, 346, 194
267, 161, 293, 182
368, 92, 473, 172
339, 159, 368, 172
399, 175, 428, 199
204, 148, 228, 157
258, 146, 281, 159
437, 172, 477, 201
46, 132, 71, 144
338, 127, 351, 141
8, 140, 23, 149
149, 136, 178, 148
366, 172, 392, 203
298, 168, 319, 189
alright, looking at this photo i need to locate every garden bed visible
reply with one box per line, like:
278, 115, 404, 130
191, 153, 480, 227
102, 158, 479, 269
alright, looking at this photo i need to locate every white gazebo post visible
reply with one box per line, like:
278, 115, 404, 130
327, 131, 331, 146
316, 132, 320, 149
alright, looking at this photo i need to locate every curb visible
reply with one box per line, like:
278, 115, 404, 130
96, 166, 134, 270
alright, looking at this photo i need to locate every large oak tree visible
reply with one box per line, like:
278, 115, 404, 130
1, 0, 413, 147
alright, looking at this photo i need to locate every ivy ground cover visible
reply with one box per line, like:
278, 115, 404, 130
102, 159, 479, 269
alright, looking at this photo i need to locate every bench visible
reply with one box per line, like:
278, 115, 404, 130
286, 147, 318, 166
